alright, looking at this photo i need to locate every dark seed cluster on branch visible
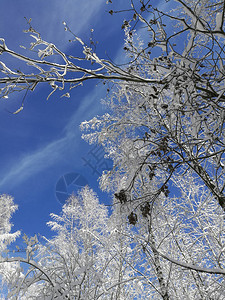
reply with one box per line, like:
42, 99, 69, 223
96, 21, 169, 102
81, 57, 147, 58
115, 189, 127, 204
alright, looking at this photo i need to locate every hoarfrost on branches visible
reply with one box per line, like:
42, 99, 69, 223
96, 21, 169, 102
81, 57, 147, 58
1, 0, 225, 298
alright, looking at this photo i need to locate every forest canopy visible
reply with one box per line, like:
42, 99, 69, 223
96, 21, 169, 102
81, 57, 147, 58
0, 0, 225, 299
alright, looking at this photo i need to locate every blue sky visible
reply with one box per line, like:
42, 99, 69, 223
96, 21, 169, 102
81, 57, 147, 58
0, 0, 128, 239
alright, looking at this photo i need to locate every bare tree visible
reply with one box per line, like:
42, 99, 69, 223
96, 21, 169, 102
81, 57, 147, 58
80, 0, 225, 212
0, 0, 224, 209
81, 0, 225, 297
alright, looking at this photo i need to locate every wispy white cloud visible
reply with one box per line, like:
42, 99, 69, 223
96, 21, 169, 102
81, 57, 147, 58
0, 136, 71, 189
0, 85, 105, 189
